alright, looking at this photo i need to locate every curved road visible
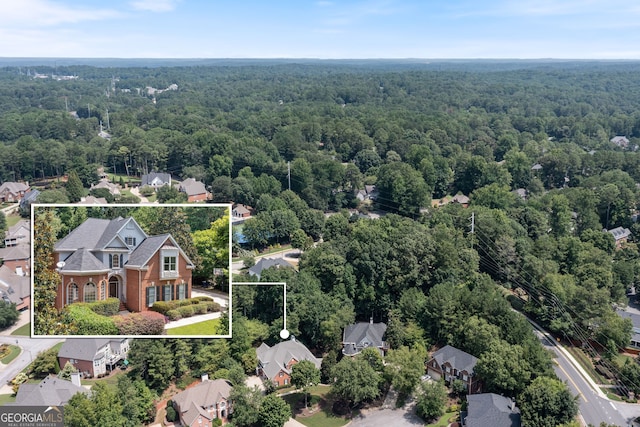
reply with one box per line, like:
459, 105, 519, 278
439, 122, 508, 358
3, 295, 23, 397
0, 336, 63, 390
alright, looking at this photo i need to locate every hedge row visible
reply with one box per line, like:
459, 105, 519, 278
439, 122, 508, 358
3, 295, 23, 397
86, 298, 121, 316
112, 311, 166, 335
150, 296, 215, 315
166, 302, 221, 321
66, 304, 118, 335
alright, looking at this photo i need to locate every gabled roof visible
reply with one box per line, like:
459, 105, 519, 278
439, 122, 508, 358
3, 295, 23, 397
0, 244, 30, 261
20, 189, 40, 207
179, 178, 207, 196
13, 376, 88, 406
464, 393, 520, 427
257, 339, 322, 380
342, 321, 387, 355
58, 338, 113, 361
6, 220, 30, 239
248, 257, 293, 278
173, 379, 232, 425
141, 172, 171, 186
232, 204, 251, 216
431, 345, 478, 374
58, 248, 110, 273
126, 234, 194, 268
55, 217, 146, 252
0, 265, 30, 305
608, 226, 631, 241
0, 182, 29, 194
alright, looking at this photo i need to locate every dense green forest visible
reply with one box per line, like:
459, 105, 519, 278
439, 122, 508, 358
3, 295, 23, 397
15, 60, 640, 416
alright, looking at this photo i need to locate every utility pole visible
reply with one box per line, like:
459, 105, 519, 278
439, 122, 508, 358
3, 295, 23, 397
287, 161, 291, 191
470, 211, 475, 247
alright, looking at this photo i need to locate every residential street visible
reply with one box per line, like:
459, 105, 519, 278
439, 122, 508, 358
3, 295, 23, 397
531, 321, 635, 426
0, 335, 62, 393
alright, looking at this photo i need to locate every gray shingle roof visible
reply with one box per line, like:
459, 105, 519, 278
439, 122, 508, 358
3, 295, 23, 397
0, 182, 29, 194
141, 172, 171, 186
58, 248, 109, 273
464, 393, 520, 427
0, 265, 30, 305
257, 339, 322, 380
173, 379, 231, 425
248, 258, 293, 278
0, 244, 30, 261
342, 322, 387, 356
179, 178, 207, 196
126, 234, 179, 267
13, 376, 88, 406
54, 218, 112, 251
432, 345, 478, 374
608, 226, 631, 241
58, 338, 112, 361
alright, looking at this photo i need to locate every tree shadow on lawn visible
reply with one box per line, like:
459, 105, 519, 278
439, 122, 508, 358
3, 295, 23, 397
282, 392, 358, 426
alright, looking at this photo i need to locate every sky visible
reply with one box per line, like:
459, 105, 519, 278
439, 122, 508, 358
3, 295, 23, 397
1, 0, 640, 59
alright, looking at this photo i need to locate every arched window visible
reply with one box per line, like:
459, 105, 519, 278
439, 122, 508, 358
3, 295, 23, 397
67, 283, 79, 305
84, 282, 96, 303
100, 281, 106, 300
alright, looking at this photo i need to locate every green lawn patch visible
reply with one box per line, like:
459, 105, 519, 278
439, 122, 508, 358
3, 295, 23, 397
282, 386, 350, 427
0, 394, 16, 405
81, 370, 125, 387
614, 353, 634, 368
426, 412, 457, 427
1, 345, 21, 364
565, 346, 609, 385
166, 318, 222, 335
6, 214, 22, 227
11, 323, 31, 336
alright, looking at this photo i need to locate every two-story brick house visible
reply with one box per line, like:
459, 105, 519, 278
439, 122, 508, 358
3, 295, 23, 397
256, 339, 322, 387
58, 338, 131, 378
426, 345, 482, 394
53, 216, 194, 312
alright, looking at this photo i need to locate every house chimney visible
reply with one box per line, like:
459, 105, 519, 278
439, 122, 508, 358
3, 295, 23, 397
370, 316, 374, 324
71, 372, 81, 387
15, 267, 23, 276
201, 374, 209, 382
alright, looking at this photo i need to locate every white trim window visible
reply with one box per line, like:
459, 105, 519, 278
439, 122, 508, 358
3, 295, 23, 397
84, 283, 97, 303
68, 283, 79, 305
160, 249, 179, 278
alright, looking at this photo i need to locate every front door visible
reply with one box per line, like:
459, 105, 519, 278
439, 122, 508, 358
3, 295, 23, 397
109, 276, 120, 300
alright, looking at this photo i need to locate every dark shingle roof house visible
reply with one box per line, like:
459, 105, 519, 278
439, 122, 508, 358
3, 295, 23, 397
172, 378, 233, 426
342, 320, 388, 356
248, 257, 293, 280
178, 178, 209, 202
427, 345, 482, 394
141, 171, 171, 188
11, 374, 88, 406
256, 339, 322, 386
463, 393, 520, 427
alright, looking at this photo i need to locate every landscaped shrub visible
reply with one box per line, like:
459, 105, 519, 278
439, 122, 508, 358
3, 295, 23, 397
192, 296, 213, 303
139, 186, 155, 197
113, 311, 166, 335
177, 305, 195, 318
66, 304, 118, 335
151, 298, 206, 314
165, 406, 177, 422
194, 303, 208, 314
150, 301, 172, 315
87, 298, 121, 316
166, 310, 182, 321
203, 302, 221, 313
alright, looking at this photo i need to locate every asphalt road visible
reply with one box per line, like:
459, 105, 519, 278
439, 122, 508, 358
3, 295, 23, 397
533, 329, 634, 426
0, 336, 62, 391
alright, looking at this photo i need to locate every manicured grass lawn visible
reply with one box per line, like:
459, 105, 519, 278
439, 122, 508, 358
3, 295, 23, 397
614, 353, 634, 368
11, 323, 31, 336
166, 318, 223, 335
426, 412, 456, 427
565, 346, 609, 384
0, 394, 16, 405
1, 345, 21, 364
6, 214, 22, 227
81, 369, 125, 387
282, 386, 350, 427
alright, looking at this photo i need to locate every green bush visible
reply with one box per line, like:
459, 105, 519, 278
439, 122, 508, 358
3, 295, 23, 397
139, 186, 155, 197
113, 311, 166, 335
166, 310, 182, 321
165, 406, 177, 422
150, 301, 173, 315
87, 298, 121, 316
194, 303, 208, 314
192, 296, 214, 303
65, 304, 118, 335
177, 305, 195, 318
204, 301, 221, 313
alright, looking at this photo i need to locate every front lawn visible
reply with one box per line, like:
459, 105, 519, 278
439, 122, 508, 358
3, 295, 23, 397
1, 345, 21, 364
281, 386, 351, 427
166, 318, 223, 336
0, 394, 16, 405
11, 323, 31, 336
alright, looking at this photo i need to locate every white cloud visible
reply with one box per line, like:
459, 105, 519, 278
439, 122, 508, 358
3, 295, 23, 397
130, 0, 181, 13
0, 0, 121, 28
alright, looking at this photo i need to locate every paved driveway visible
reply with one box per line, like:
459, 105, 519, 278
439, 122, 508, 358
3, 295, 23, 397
348, 388, 424, 427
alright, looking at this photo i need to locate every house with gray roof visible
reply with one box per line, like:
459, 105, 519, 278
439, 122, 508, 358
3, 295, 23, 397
58, 338, 131, 378
611, 136, 630, 148
172, 377, 233, 426
4, 220, 30, 247
11, 374, 88, 406
248, 257, 294, 280
427, 345, 482, 394
53, 215, 194, 313
342, 319, 388, 357
256, 338, 322, 387
607, 226, 632, 249
0, 264, 30, 310
0, 181, 29, 203
462, 393, 520, 427
178, 178, 209, 202
141, 171, 171, 188
616, 308, 640, 349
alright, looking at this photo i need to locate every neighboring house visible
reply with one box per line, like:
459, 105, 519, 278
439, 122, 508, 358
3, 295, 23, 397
0, 181, 29, 203
248, 258, 293, 280
256, 338, 322, 387
0, 244, 30, 274
232, 204, 252, 219
342, 319, 388, 357
141, 172, 171, 189
355, 185, 378, 202
11, 373, 88, 406
531, 163, 543, 171
53, 216, 194, 312
451, 194, 470, 208
90, 180, 121, 195
616, 308, 640, 349
607, 226, 631, 249
513, 188, 527, 200
0, 264, 30, 310
611, 136, 630, 148
179, 178, 209, 202
19, 189, 40, 212
426, 345, 482, 394
462, 393, 520, 427
4, 220, 30, 247
77, 196, 108, 204
172, 376, 233, 426
58, 338, 131, 378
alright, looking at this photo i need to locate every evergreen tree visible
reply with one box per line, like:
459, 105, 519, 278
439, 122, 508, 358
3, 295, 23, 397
65, 169, 85, 203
